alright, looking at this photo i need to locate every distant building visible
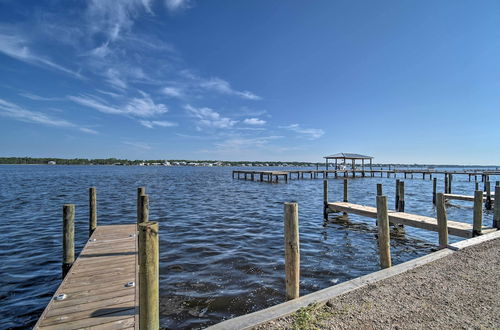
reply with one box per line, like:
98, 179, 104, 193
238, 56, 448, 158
48, 160, 56, 165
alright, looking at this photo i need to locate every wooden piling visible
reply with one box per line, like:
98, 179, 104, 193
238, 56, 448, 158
432, 178, 437, 204
475, 182, 479, 191
395, 179, 400, 210
89, 187, 97, 237
436, 193, 448, 249
62, 204, 75, 278
376, 196, 391, 269
398, 181, 405, 212
376, 183, 383, 196
444, 174, 449, 194
448, 173, 453, 194
284, 202, 300, 300
494, 185, 500, 229
140, 194, 149, 224
473, 190, 483, 237
485, 181, 492, 210
138, 221, 159, 329
323, 180, 328, 220
137, 187, 146, 223
343, 179, 348, 202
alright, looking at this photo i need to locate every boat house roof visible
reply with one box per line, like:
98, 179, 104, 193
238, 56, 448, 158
324, 153, 373, 160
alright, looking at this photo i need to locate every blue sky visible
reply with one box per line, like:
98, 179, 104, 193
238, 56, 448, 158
0, 1, 499, 164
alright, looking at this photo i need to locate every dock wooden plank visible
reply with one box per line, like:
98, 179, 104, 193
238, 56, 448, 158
34, 224, 138, 330
327, 202, 496, 238
444, 193, 495, 202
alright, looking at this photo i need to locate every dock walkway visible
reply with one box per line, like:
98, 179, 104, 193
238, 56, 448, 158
327, 202, 497, 238
34, 224, 138, 330
444, 193, 495, 202
233, 169, 500, 183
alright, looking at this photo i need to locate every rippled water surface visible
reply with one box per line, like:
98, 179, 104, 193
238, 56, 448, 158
0, 165, 497, 329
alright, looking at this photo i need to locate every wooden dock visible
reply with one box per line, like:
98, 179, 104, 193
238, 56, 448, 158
444, 193, 495, 202
233, 169, 500, 183
34, 224, 139, 329
233, 170, 289, 182
327, 202, 497, 238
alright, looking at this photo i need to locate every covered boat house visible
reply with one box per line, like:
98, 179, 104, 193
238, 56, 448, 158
324, 153, 374, 171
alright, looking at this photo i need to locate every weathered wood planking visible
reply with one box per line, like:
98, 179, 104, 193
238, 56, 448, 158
444, 193, 495, 202
327, 202, 497, 238
34, 224, 138, 330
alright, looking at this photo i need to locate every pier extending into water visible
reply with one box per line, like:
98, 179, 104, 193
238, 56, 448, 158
233, 168, 500, 183
34, 188, 159, 330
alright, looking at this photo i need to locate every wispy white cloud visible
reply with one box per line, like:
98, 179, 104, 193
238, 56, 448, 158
0, 98, 96, 133
0, 31, 83, 79
123, 141, 152, 150
96, 89, 123, 98
104, 68, 128, 89
86, 0, 154, 42
69, 92, 168, 117
282, 124, 325, 139
215, 135, 283, 150
199, 77, 261, 100
19, 92, 61, 101
79, 127, 99, 134
139, 120, 177, 128
164, 0, 192, 12
243, 118, 266, 125
185, 104, 237, 129
161, 86, 183, 98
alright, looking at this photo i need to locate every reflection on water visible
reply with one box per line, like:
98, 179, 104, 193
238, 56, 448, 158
0, 165, 496, 329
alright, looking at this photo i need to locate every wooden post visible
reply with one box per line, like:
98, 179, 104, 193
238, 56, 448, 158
444, 174, 449, 194
485, 181, 492, 210
395, 179, 400, 210
323, 180, 328, 220
376, 196, 391, 269
62, 204, 75, 278
137, 187, 146, 223
494, 185, 500, 229
432, 178, 437, 204
377, 183, 383, 196
398, 181, 405, 212
448, 173, 453, 194
343, 179, 348, 202
140, 195, 149, 224
475, 182, 479, 191
284, 202, 300, 300
473, 190, 483, 237
138, 221, 159, 329
89, 187, 97, 237
436, 193, 448, 249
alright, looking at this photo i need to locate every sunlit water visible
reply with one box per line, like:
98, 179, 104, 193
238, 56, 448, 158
0, 165, 496, 329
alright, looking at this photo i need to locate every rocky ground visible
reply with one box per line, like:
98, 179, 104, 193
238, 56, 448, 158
257, 238, 500, 330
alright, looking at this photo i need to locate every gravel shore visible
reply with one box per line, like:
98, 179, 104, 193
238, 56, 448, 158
257, 238, 500, 329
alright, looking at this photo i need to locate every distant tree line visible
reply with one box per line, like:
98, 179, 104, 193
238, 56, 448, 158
0, 157, 494, 168
0, 157, 318, 166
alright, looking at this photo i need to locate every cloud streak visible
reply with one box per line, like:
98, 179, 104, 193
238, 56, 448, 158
243, 118, 266, 125
199, 77, 261, 100
185, 104, 237, 129
0, 98, 96, 133
0, 31, 83, 79
69, 92, 168, 117
282, 124, 325, 139
139, 120, 177, 128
